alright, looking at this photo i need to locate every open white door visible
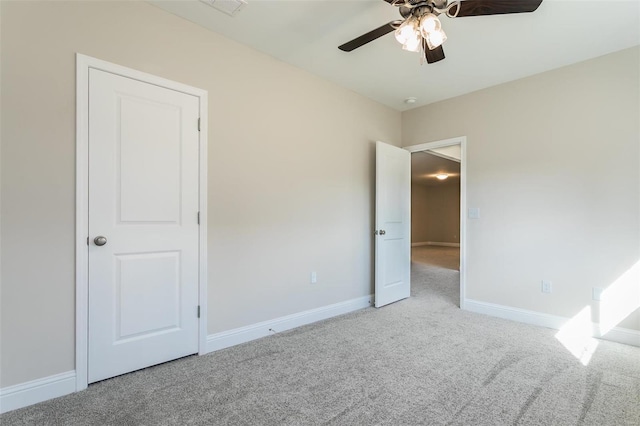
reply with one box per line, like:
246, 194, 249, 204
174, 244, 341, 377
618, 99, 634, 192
375, 141, 411, 307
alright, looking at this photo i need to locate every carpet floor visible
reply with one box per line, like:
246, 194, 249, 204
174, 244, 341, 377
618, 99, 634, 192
2, 246, 639, 425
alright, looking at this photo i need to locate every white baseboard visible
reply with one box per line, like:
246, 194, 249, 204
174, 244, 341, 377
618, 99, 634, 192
412, 241, 460, 247
464, 299, 640, 347
0, 296, 372, 413
206, 295, 373, 353
0, 370, 76, 414
3, 296, 635, 414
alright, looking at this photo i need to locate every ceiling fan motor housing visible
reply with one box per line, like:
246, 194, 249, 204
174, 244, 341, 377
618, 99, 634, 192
400, 1, 448, 18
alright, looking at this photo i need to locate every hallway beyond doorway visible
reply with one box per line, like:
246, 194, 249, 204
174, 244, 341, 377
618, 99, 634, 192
411, 245, 460, 307
412, 245, 459, 271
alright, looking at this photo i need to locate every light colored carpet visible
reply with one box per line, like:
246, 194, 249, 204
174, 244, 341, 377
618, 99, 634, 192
3, 246, 639, 425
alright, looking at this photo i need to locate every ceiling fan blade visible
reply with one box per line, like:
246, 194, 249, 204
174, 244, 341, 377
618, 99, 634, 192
455, 0, 543, 17
424, 42, 445, 64
338, 22, 397, 52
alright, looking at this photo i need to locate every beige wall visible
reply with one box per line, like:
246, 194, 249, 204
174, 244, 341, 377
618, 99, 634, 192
412, 182, 460, 244
2, 0, 638, 393
0, 1, 401, 387
403, 47, 640, 333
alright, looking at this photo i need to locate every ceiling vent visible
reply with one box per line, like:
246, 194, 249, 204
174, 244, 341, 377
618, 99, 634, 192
200, 0, 247, 17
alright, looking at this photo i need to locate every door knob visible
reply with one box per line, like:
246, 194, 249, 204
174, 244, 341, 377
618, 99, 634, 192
94, 236, 107, 246
379, 230, 386, 235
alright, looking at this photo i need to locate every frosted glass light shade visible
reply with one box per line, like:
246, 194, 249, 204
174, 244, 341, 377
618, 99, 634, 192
420, 13, 441, 37
395, 19, 417, 45
426, 29, 447, 49
402, 32, 422, 52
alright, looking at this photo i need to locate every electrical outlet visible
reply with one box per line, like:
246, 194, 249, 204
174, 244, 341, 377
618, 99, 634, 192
541, 280, 552, 294
310, 271, 317, 284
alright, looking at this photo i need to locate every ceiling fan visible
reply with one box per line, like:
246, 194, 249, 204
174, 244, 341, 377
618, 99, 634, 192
338, 0, 543, 64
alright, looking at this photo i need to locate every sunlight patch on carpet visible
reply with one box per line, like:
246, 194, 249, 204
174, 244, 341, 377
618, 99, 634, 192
555, 306, 599, 366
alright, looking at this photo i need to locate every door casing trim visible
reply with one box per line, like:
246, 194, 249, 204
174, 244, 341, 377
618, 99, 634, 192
75, 53, 208, 391
404, 136, 467, 309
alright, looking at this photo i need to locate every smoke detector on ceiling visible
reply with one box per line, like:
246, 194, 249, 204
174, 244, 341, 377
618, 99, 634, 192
200, 0, 247, 17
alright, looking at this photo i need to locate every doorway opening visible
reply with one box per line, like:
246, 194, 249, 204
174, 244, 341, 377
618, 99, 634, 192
404, 138, 466, 308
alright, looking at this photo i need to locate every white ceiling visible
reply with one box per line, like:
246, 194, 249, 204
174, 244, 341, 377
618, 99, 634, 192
152, 0, 640, 111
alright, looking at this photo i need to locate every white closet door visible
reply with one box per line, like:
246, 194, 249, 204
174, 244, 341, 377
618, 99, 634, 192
88, 68, 200, 383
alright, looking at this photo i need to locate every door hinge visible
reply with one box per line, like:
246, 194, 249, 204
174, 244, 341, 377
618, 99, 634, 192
197, 211, 200, 225
87, 236, 89, 245
197, 305, 201, 318
197, 117, 201, 132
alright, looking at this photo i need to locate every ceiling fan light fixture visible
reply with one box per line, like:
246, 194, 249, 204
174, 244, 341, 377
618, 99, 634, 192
402, 33, 422, 52
426, 29, 447, 50
337, 0, 544, 65
419, 13, 441, 37
394, 18, 417, 45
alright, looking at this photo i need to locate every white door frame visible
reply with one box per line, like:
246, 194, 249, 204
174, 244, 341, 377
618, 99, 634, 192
404, 136, 467, 309
75, 54, 208, 391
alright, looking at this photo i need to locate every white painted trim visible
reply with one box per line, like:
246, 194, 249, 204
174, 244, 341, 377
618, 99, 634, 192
412, 241, 460, 247
206, 295, 373, 353
603, 327, 640, 347
75, 53, 92, 392
404, 137, 466, 153
75, 53, 209, 391
404, 136, 467, 309
423, 149, 461, 163
411, 242, 430, 247
197, 84, 209, 357
464, 299, 640, 347
0, 371, 76, 414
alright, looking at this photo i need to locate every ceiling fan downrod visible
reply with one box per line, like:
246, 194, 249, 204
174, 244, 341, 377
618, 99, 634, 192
393, 0, 461, 19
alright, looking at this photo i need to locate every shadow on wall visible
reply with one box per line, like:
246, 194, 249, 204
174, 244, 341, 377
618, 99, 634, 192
556, 259, 640, 365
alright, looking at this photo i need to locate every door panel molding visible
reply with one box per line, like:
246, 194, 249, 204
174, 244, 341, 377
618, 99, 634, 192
75, 54, 208, 391
404, 136, 467, 309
